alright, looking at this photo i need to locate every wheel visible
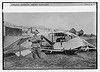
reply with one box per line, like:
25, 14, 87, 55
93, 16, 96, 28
45, 51, 51, 55
64, 50, 76, 55
64, 50, 67, 54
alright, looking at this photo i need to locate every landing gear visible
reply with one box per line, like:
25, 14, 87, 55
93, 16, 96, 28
45, 51, 52, 55
64, 50, 76, 55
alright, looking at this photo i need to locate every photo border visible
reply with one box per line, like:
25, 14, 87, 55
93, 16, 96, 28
2, 2, 98, 70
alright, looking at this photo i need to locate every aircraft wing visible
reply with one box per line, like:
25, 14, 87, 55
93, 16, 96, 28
4, 37, 31, 54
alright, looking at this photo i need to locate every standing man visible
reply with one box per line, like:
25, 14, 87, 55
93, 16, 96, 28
28, 29, 41, 59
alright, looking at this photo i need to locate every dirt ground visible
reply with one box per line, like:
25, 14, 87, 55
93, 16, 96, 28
4, 51, 97, 70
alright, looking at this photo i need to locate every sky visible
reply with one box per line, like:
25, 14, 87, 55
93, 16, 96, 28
4, 12, 96, 34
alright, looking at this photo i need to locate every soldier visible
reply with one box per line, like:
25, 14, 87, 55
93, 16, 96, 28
28, 29, 41, 59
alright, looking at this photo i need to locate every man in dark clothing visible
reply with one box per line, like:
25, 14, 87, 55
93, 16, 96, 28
28, 29, 41, 59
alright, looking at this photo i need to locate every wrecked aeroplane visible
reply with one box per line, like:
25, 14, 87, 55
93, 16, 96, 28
38, 31, 96, 54
4, 31, 96, 57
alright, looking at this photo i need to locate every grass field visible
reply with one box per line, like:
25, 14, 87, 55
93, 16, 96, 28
3, 36, 97, 70
4, 51, 97, 69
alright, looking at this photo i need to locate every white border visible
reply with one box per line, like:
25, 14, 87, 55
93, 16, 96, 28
3, 3, 96, 12
3, 6, 96, 12
0, 0, 99, 72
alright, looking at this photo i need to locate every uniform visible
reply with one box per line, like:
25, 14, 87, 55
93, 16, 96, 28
29, 30, 41, 59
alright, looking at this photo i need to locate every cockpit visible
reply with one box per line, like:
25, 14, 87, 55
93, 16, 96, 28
53, 32, 77, 42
